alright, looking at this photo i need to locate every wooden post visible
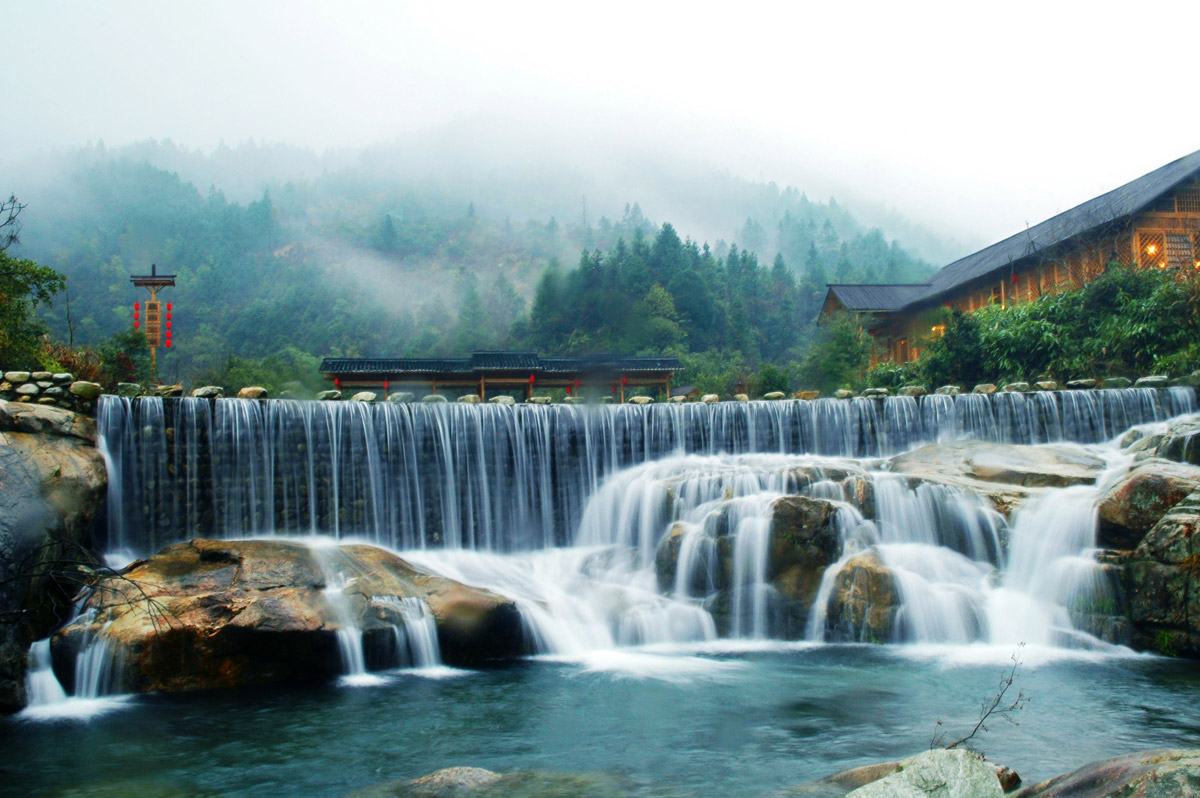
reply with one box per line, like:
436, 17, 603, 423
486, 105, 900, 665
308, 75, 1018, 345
432, 378, 437, 396
619, 383, 625, 404
480, 377, 486, 401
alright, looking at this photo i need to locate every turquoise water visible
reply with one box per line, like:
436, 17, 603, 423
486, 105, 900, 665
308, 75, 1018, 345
6, 644, 1200, 797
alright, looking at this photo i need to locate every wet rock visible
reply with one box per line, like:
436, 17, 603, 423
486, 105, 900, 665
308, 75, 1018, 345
402, 767, 502, 794
1102, 376, 1132, 389
457, 394, 481, 404
349, 391, 377, 402
313, 390, 341, 401
385, 392, 414, 403
422, 394, 448, 403
69, 381, 103, 400
3, 371, 30, 384
734, 393, 750, 402
1003, 382, 1031, 393
1127, 495, 1200, 658
629, 395, 653, 405
36, 397, 59, 406
702, 393, 720, 403
1098, 459, 1200, 548
488, 395, 515, 405
0, 401, 107, 712
935, 385, 963, 395
972, 384, 998, 395
351, 768, 636, 798
770, 496, 843, 634
1170, 371, 1200, 388
1035, 380, 1058, 391
31, 371, 51, 381
15, 383, 38, 396
1135, 375, 1169, 389
835, 389, 856, 399
117, 382, 142, 398
1015, 748, 1200, 798
51, 539, 525, 695
898, 385, 927, 397
154, 384, 183, 398
526, 396, 552, 405
51, 372, 74, 384
846, 748, 1003, 797
794, 390, 820, 400
763, 391, 787, 400
861, 388, 889, 398
1066, 379, 1100, 390
237, 386, 268, 399
822, 551, 899, 643
667, 395, 686, 403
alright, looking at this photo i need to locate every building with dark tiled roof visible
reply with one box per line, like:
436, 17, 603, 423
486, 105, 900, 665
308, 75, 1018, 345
320, 351, 681, 402
822, 150, 1200, 364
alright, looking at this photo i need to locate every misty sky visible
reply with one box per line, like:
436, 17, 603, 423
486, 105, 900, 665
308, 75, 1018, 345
3, 0, 1198, 245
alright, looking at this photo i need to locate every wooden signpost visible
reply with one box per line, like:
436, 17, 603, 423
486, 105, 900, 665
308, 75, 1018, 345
130, 264, 176, 379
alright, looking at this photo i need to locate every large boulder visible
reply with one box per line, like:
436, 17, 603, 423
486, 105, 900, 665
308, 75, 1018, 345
821, 551, 899, 643
1126, 493, 1200, 657
769, 495, 843, 631
1015, 749, 1200, 798
846, 748, 1004, 798
891, 440, 1105, 489
0, 400, 106, 713
50, 538, 524, 695
351, 768, 635, 798
1097, 459, 1200, 549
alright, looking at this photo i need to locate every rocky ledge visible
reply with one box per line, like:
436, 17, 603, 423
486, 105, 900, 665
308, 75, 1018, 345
51, 538, 525, 695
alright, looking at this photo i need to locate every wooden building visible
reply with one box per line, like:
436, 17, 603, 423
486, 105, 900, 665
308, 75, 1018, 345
822, 150, 1200, 365
320, 351, 681, 402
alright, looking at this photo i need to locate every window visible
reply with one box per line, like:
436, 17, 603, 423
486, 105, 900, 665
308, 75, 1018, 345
1166, 234, 1192, 269
1176, 186, 1200, 214
1139, 232, 1167, 269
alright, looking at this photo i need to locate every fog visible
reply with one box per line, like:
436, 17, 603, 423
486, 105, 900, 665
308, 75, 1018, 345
3, 0, 1198, 255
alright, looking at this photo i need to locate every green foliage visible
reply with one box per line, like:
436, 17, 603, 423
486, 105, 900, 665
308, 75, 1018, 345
676, 349, 751, 397
918, 309, 985, 388
96, 329, 153, 387
1156, 630, 1177, 658
754, 363, 791, 395
796, 312, 872, 392
193, 347, 323, 395
866, 360, 920, 390
0, 249, 65, 368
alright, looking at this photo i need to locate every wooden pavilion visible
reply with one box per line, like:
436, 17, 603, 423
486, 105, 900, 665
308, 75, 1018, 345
822, 150, 1200, 365
320, 351, 681, 402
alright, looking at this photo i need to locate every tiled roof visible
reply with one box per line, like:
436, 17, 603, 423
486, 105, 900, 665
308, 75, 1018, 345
320, 352, 682, 376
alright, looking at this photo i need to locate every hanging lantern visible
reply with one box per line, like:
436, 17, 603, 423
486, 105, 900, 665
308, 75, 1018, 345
529, 374, 535, 384
334, 377, 341, 388
166, 302, 172, 311
384, 380, 389, 392
621, 376, 628, 385
1011, 272, 1018, 284
565, 385, 572, 394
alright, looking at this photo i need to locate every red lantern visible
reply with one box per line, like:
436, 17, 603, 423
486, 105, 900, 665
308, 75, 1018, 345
166, 320, 171, 330
384, 380, 389, 392
166, 302, 172, 311
565, 385, 572, 394
529, 375, 535, 384
165, 340, 172, 348
611, 385, 617, 393
1010, 272, 1018, 284
621, 376, 628, 385
334, 377, 341, 388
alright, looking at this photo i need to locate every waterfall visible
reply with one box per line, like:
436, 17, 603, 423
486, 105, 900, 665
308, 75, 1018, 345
96, 388, 1195, 556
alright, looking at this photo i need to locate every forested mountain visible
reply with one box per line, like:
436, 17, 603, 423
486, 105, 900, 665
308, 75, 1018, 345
8, 140, 950, 390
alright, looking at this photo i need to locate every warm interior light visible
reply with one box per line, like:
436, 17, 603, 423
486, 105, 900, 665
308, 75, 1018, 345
1159, 262, 1166, 269
1147, 244, 1157, 255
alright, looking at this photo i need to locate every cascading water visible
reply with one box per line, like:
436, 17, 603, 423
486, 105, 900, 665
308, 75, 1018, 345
60, 389, 1199, 695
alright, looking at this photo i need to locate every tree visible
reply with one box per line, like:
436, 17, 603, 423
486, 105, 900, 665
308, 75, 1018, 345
796, 312, 872, 392
0, 197, 66, 367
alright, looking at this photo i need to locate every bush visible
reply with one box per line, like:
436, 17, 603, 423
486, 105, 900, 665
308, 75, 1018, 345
866, 360, 920, 390
796, 312, 872, 393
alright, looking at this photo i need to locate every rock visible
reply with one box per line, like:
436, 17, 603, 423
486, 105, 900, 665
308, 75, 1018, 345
972, 383, 997, 395
457, 394, 481, 404
526, 396, 552, 405
237, 386, 268, 400
769, 496, 843, 634
154, 383, 183, 398
1127, 495, 1200, 657
794, 390, 820, 400
861, 388, 889, 398
69, 381, 103, 400
629, 395, 653, 405
891, 439, 1105, 494
51, 539, 525, 696
1170, 371, 1200, 388
351, 768, 633, 798
1002, 382, 1031, 392
835, 389, 856, 399
349, 391, 377, 402
35, 397, 58, 406
311, 390, 340, 401
1015, 749, 1200, 798
386, 392, 414, 403
51, 372, 73, 384
488, 395, 516, 405
15, 383, 38, 396
31, 371, 51, 381
667, 395, 686, 403
1035, 380, 1058, 391
117, 382, 142, 398
35, 380, 54, 389
1135, 375, 1170, 389
936, 385, 963, 396
422, 394, 448, 403
3, 371, 30, 384
702, 393, 720, 403
398, 767, 502, 795
734, 393, 750, 402
188, 385, 222, 399
847, 748, 1003, 798
1098, 459, 1200, 548
822, 551, 899, 643
0, 404, 107, 712
1102, 376, 1133, 389
600, 396, 615, 404
898, 385, 927, 397
1066, 378, 1100, 390
763, 391, 787, 400
42, 387, 66, 399
0, 382, 10, 393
